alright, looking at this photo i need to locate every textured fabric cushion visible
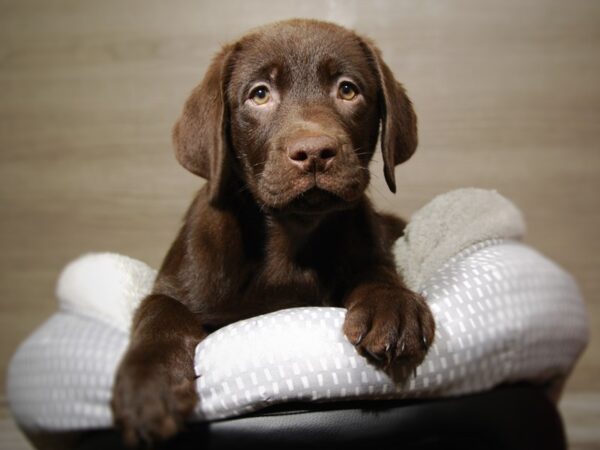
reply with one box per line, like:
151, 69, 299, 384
7, 239, 589, 431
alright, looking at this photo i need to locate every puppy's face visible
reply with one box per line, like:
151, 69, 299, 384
226, 23, 380, 214
173, 20, 418, 215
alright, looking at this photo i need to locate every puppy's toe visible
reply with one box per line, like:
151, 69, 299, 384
344, 286, 435, 374
343, 305, 371, 345
395, 293, 435, 370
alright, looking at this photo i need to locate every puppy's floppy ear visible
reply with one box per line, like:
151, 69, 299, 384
360, 39, 418, 193
172, 45, 235, 205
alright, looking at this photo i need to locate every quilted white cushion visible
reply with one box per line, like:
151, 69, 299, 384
7, 239, 589, 431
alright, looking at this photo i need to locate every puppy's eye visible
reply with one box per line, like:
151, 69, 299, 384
249, 85, 271, 105
338, 81, 359, 101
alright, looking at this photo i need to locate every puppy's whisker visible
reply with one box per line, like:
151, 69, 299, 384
236, 184, 251, 196
368, 179, 391, 200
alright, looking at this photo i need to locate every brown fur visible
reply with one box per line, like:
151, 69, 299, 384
111, 19, 434, 446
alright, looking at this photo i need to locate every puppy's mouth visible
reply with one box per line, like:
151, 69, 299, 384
255, 157, 369, 215
283, 186, 347, 215
258, 174, 360, 216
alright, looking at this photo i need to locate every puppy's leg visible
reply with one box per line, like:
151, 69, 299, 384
111, 294, 206, 446
343, 265, 435, 372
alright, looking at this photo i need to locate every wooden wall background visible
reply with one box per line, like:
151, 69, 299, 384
1, 0, 598, 447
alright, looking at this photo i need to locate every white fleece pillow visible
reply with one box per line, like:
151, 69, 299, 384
7, 239, 589, 430
6, 189, 589, 431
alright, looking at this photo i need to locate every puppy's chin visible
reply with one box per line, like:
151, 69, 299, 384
274, 188, 349, 215
256, 175, 368, 216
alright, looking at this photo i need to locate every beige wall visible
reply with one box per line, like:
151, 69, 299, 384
1, 0, 598, 420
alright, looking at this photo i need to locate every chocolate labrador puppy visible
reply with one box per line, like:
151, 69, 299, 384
112, 19, 435, 445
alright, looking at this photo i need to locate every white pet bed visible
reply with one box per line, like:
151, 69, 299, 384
7, 189, 589, 432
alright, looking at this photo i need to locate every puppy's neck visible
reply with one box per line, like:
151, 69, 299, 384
264, 197, 367, 261
226, 187, 367, 263
263, 212, 325, 255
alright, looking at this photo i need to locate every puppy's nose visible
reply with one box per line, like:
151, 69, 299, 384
287, 135, 338, 172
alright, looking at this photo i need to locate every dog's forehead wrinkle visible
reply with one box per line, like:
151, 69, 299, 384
235, 24, 367, 77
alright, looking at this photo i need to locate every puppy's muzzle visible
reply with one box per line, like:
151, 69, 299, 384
287, 134, 338, 173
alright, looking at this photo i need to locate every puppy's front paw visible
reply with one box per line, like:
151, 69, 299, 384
343, 285, 435, 372
111, 345, 198, 447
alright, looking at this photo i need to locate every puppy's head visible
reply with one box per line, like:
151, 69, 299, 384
173, 19, 417, 215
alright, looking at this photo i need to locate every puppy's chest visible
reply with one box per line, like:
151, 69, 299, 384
250, 245, 341, 307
